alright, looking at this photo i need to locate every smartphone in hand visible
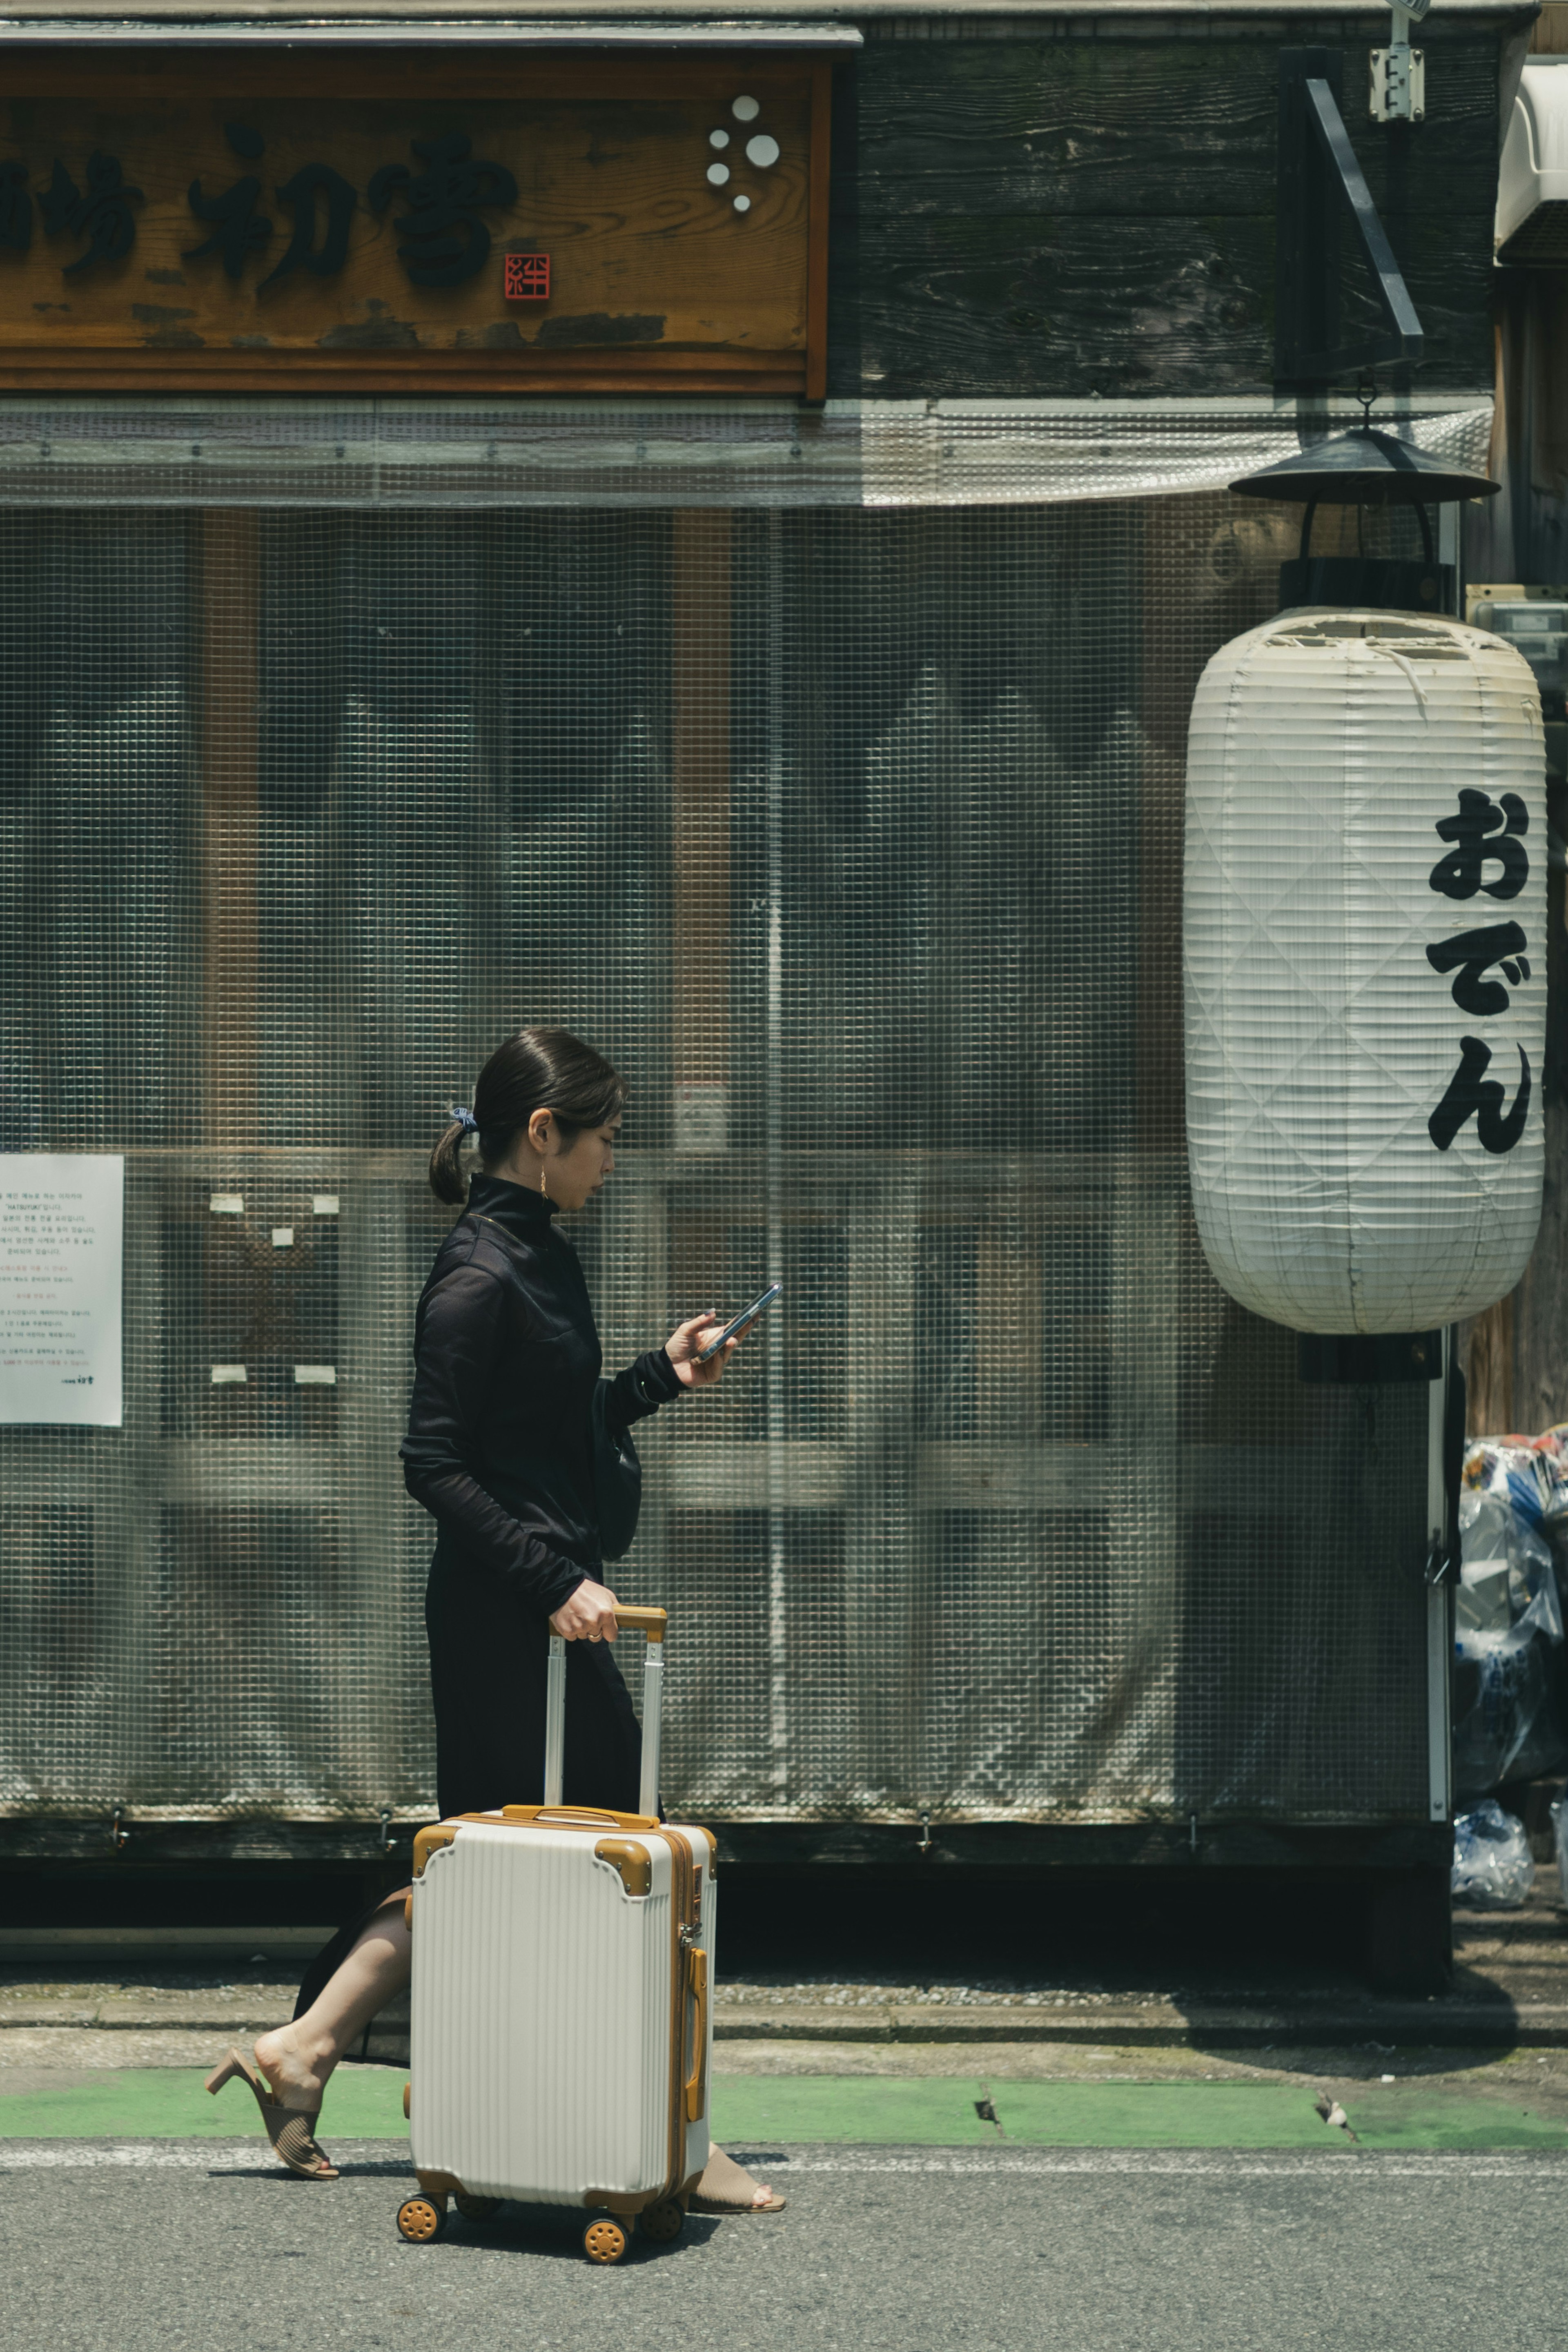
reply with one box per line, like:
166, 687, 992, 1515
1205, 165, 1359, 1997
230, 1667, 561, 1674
696, 1280, 783, 1363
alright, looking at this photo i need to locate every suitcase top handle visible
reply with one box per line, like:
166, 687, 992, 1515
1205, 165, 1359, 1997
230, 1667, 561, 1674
505, 1804, 653, 1830
409, 1804, 661, 1877
614, 1606, 666, 1643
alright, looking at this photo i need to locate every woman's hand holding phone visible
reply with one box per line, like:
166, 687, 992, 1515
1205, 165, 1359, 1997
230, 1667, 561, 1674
666, 1313, 737, 1389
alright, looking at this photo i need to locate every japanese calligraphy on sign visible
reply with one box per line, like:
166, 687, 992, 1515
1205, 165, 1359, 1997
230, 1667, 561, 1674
0, 59, 827, 394
1425, 788, 1535, 1155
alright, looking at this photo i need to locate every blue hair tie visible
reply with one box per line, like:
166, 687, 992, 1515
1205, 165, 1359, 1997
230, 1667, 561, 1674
449, 1106, 479, 1136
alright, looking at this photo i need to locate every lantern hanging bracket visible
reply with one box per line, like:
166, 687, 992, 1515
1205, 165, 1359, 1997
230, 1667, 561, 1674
1276, 47, 1425, 390
1370, 0, 1430, 126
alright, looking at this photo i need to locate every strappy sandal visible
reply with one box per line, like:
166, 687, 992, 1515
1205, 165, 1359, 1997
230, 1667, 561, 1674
205, 2047, 339, 2181
689, 2145, 786, 2215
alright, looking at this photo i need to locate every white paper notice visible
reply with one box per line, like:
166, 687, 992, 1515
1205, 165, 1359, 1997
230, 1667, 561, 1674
0, 1155, 124, 1426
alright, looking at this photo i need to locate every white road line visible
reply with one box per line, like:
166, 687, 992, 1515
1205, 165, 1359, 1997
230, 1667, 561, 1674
0, 2142, 1565, 2179
740, 2151, 1568, 2177
0, 2141, 407, 2171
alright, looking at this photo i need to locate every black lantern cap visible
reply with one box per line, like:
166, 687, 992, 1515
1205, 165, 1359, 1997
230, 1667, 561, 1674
1229, 427, 1499, 507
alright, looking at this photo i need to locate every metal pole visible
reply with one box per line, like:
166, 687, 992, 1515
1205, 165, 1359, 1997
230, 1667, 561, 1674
1438, 501, 1461, 616
543, 1632, 566, 1807
1425, 1326, 1453, 1826
639, 1643, 664, 1819
765, 507, 788, 1809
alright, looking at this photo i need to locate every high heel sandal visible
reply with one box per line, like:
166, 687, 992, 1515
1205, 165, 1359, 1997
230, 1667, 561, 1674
689, 2145, 786, 2215
205, 2047, 339, 2181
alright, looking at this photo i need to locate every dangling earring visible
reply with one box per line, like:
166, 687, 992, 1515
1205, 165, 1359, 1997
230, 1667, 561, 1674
539, 1164, 548, 1198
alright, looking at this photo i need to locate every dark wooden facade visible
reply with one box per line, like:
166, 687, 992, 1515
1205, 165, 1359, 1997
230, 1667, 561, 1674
0, 5, 1523, 400
826, 7, 1515, 401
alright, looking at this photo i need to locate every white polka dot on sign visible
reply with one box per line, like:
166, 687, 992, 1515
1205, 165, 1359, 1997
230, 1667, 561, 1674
744, 134, 780, 169
709, 128, 730, 149
706, 162, 730, 186
733, 194, 751, 212
732, 94, 760, 121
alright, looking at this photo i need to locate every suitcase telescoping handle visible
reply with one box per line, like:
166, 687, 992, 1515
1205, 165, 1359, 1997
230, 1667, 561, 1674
544, 1605, 667, 1818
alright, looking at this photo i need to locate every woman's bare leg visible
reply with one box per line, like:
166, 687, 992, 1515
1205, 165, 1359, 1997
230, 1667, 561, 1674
252, 1892, 411, 2109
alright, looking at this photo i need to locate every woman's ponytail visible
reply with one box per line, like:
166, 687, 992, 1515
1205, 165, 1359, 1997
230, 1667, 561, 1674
428, 1116, 472, 1206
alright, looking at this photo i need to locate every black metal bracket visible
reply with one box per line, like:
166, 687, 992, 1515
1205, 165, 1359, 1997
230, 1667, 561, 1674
1276, 47, 1424, 388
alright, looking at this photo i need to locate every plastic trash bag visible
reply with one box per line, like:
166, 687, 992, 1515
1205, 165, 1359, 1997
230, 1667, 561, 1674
1527, 1425, 1568, 1534
1452, 1799, 1535, 1909
1452, 1596, 1568, 1792
1551, 1788, 1568, 1907
1462, 1438, 1557, 1561
1452, 1445, 1568, 1796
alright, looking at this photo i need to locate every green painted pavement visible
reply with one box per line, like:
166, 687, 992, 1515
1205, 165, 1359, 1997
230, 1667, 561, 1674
1, 2070, 1566, 2151
715, 2078, 1325, 2148
712, 2077, 1568, 2151
1338, 2092, 1568, 2150
0, 2065, 410, 2143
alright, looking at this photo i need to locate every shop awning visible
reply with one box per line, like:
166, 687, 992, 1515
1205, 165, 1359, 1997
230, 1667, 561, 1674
0, 395, 1495, 509
0, 15, 864, 45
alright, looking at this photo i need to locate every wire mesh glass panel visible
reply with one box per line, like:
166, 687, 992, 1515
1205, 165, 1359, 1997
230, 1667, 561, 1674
0, 489, 1431, 1829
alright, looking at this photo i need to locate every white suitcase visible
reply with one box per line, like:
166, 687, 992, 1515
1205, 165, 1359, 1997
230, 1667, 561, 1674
397, 1606, 715, 2265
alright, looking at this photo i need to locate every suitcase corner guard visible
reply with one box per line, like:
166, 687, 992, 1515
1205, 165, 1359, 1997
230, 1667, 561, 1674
593, 1837, 653, 1897
412, 1821, 458, 1877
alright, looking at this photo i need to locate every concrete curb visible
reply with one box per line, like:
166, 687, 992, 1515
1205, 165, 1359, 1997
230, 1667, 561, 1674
713, 2004, 1550, 2048
4, 1998, 1566, 2048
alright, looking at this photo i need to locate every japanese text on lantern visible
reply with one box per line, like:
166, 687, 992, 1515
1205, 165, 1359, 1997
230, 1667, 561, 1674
1425, 789, 1532, 1154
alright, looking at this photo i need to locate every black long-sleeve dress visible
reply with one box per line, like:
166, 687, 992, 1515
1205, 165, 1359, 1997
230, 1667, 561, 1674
400, 1171, 683, 1820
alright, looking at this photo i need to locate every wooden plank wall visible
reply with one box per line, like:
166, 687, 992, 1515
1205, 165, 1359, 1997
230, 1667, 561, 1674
827, 19, 1506, 398
1459, 2, 1568, 1436
1463, 849, 1568, 1439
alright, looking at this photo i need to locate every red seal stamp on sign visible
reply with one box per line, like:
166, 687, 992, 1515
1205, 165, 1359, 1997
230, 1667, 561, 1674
505, 252, 551, 301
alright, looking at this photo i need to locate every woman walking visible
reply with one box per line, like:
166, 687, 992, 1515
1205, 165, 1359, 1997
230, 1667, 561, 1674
208, 1027, 782, 2214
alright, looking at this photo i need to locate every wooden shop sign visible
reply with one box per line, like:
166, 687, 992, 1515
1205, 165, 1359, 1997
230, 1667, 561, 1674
0, 51, 830, 395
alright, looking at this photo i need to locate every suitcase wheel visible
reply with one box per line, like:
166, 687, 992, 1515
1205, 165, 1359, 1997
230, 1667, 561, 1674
454, 2194, 502, 2224
582, 2216, 630, 2265
638, 2199, 685, 2246
396, 2196, 448, 2245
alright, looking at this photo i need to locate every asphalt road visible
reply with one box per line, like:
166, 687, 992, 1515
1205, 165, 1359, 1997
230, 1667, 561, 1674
4, 2142, 1566, 2352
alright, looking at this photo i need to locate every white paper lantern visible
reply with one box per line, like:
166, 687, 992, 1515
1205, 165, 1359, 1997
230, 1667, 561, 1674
1184, 609, 1546, 1334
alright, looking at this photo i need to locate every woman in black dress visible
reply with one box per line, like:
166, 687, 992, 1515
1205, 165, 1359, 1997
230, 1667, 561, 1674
209, 1027, 781, 2212
408, 1028, 720, 1818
